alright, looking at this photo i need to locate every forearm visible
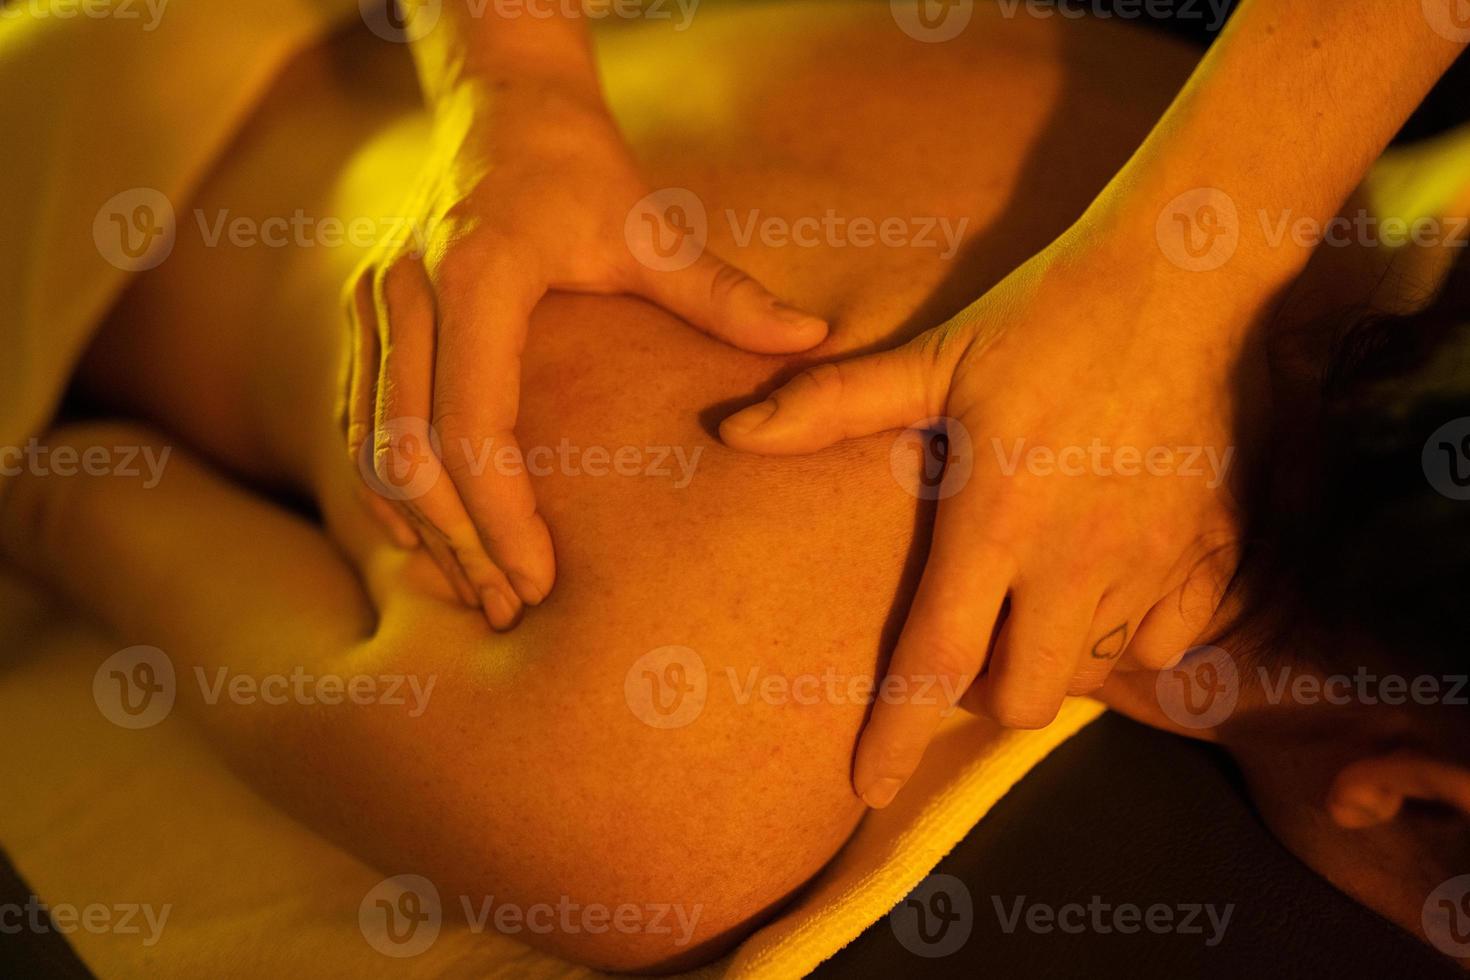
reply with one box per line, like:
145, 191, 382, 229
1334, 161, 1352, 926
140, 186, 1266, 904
403, 0, 607, 138
1081, 0, 1467, 323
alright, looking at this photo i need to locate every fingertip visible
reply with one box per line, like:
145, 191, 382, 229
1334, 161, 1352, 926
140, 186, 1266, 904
765, 303, 829, 349
500, 515, 557, 606
858, 775, 904, 810
718, 399, 778, 445
482, 587, 524, 632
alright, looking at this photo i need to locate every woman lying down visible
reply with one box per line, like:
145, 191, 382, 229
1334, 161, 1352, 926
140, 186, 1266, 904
4, 4, 1470, 972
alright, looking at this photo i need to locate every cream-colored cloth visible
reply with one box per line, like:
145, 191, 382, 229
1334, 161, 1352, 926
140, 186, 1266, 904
1, 3, 1105, 975
0, 0, 358, 450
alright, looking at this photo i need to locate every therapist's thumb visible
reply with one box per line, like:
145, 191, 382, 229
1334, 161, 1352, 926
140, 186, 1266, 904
719, 340, 947, 455
636, 251, 829, 354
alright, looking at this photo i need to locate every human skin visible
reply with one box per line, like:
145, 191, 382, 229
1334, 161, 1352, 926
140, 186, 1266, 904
5, 2, 1466, 970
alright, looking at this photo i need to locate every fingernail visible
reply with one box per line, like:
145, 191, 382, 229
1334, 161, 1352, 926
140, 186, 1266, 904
722, 400, 777, 438
860, 776, 903, 809
482, 588, 521, 631
771, 302, 827, 333
508, 571, 546, 606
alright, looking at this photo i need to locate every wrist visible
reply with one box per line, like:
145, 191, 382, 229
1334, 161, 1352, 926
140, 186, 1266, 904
1062, 183, 1309, 345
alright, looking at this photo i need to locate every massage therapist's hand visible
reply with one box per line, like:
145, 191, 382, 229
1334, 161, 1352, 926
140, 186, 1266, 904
720, 228, 1256, 808
342, 60, 827, 629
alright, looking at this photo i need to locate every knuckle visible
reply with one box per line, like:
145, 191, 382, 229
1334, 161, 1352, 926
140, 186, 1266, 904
380, 254, 425, 308
1025, 642, 1075, 674
705, 261, 757, 307
789, 361, 846, 402
990, 694, 1061, 731
1134, 643, 1184, 671
915, 634, 979, 683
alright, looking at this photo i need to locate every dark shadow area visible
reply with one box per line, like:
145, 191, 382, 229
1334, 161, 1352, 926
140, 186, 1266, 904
815, 712, 1464, 979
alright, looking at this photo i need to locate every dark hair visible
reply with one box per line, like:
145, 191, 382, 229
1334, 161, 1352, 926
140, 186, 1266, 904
1222, 251, 1470, 679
